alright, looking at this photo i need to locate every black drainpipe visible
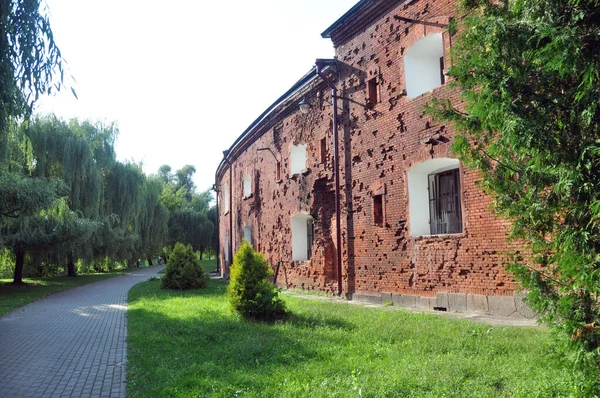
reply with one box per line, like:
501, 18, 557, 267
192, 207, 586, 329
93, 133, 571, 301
213, 182, 220, 273
228, 161, 233, 272
315, 58, 343, 297
221, 151, 234, 276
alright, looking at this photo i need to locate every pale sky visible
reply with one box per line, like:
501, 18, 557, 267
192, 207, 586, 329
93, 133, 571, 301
36, 0, 359, 193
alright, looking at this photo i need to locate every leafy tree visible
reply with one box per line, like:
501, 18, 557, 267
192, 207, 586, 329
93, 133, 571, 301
228, 242, 286, 321
157, 165, 214, 258
206, 206, 218, 257
430, 0, 600, 369
159, 183, 187, 214
175, 164, 196, 200
190, 189, 212, 213
161, 242, 206, 290
157, 164, 173, 185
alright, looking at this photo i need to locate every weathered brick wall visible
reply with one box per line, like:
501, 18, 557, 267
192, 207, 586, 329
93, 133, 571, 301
218, 87, 342, 293
334, 0, 518, 297
218, 0, 520, 299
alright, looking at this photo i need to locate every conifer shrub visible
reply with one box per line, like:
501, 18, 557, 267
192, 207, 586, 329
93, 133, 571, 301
161, 243, 206, 290
228, 242, 286, 321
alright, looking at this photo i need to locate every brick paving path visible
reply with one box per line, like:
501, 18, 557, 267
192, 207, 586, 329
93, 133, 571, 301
0, 266, 163, 398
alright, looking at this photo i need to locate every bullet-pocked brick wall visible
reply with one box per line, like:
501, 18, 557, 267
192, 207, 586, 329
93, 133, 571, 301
218, 0, 520, 299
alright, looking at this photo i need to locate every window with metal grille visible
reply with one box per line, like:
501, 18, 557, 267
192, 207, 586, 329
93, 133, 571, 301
428, 168, 462, 234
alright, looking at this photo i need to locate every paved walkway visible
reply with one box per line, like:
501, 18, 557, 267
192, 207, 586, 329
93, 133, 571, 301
0, 266, 163, 398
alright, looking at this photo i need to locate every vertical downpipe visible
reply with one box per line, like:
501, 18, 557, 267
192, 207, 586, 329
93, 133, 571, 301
317, 61, 343, 296
214, 182, 220, 273
228, 162, 233, 273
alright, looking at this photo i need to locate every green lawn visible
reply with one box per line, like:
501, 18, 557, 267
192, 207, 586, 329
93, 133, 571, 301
127, 273, 590, 397
0, 266, 155, 317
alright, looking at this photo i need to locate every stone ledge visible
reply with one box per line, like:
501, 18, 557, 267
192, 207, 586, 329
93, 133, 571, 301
349, 291, 536, 319
351, 293, 382, 305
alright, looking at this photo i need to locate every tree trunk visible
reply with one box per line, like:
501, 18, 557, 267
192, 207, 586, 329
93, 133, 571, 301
147, 257, 153, 266
67, 253, 76, 277
199, 248, 203, 261
13, 247, 25, 284
34, 261, 43, 277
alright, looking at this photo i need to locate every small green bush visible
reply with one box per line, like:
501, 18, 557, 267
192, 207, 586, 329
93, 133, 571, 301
228, 242, 286, 321
161, 243, 207, 290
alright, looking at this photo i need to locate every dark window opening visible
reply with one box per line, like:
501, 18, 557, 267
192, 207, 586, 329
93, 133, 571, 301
439, 56, 446, 85
307, 218, 314, 260
276, 162, 281, 181
428, 168, 462, 234
320, 138, 327, 164
367, 77, 378, 105
373, 194, 384, 226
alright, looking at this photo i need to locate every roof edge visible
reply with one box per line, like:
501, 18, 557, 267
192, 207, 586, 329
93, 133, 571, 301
215, 66, 331, 180
322, 0, 412, 45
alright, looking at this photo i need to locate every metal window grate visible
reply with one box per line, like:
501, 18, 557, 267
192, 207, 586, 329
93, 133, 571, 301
428, 168, 462, 234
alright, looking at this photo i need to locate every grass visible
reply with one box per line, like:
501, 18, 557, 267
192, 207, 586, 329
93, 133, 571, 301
0, 266, 154, 317
127, 268, 591, 397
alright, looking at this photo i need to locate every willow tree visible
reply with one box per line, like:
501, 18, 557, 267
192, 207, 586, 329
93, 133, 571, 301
167, 208, 213, 258
1, 198, 98, 284
0, 0, 66, 161
137, 176, 169, 265
0, 0, 73, 282
22, 116, 104, 276
98, 161, 166, 267
430, 0, 600, 369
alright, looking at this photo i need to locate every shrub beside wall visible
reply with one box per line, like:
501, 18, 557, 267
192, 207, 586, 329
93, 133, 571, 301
161, 243, 207, 290
228, 242, 286, 321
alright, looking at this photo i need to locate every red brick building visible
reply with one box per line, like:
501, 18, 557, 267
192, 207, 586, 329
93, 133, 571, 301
215, 0, 533, 317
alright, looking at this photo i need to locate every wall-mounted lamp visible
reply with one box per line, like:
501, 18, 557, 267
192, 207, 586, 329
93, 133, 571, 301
298, 98, 311, 114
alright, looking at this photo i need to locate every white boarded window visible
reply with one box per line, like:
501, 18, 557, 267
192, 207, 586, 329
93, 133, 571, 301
407, 158, 461, 236
224, 235, 230, 263
243, 226, 252, 246
243, 175, 252, 198
291, 213, 314, 261
404, 33, 445, 98
290, 144, 307, 176
223, 183, 229, 213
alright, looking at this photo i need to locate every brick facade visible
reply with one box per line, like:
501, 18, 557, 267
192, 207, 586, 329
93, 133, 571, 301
216, 0, 525, 313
